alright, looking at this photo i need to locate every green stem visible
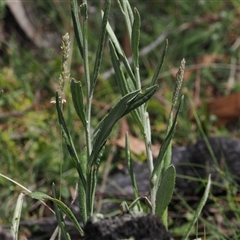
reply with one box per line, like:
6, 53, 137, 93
142, 113, 155, 211
82, 5, 92, 157
81, 2, 93, 218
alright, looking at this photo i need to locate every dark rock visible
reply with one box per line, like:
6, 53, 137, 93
173, 137, 240, 194
105, 137, 240, 196
83, 214, 172, 240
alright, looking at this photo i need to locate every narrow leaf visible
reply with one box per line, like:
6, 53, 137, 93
131, 8, 140, 68
70, 79, 87, 129
56, 92, 86, 189
105, 19, 136, 83
80, 3, 87, 20
125, 0, 134, 26
88, 163, 100, 216
79, 177, 87, 224
109, 40, 144, 131
151, 96, 184, 184
91, 90, 140, 166
109, 40, 130, 95
70, 0, 83, 58
91, 0, 111, 91
91, 86, 158, 167
122, 0, 134, 38
182, 175, 211, 240
151, 39, 168, 86
116, 0, 125, 15
52, 183, 71, 240
79, 2, 91, 96
11, 193, 25, 240
30, 191, 84, 236
155, 165, 176, 218
126, 132, 139, 199
119, 54, 136, 84
86, 145, 104, 217
105, 19, 124, 56
123, 84, 159, 115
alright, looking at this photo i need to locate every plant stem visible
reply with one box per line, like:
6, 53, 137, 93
81, 4, 92, 158
80, 2, 93, 218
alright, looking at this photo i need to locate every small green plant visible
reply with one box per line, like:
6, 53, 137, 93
1, 0, 211, 239
36, 0, 180, 235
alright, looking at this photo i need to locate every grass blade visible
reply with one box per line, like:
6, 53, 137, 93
182, 175, 211, 240
52, 183, 71, 240
30, 191, 84, 236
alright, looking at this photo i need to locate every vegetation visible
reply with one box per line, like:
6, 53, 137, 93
0, 0, 240, 239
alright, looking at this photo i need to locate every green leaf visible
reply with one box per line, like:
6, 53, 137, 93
86, 145, 104, 217
182, 175, 211, 240
30, 191, 84, 236
109, 40, 130, 96
106, 19, 135, 83
90, 90, 140, 167
80, 2, 91, 96
91, 86, 158, 167
79, 177, 87, 224
116, 0, 125, 16
52, 183, 71, 240
11, 193, 25, 240
155, 165, 176, 219
131, 8, 140, 68
151, 39, 168, 86
87, 163, 99, 216
80, 2, 87, 20
125, 1, 134, 26
105, 19, 124, 57
123, 84, 159, 115
122, 0, 134, 38
70, 79, 87, 129
109, 39, 144, 131
151, 96, 184, 185
126, 132, 139, 200
91, 0, 111, 92
56, 92, 86, 189
70, 0, 83, 58
119, 54, 136, 85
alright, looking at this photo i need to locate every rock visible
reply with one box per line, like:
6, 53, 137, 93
105, 137, 240, 197
173, 137, 240, 194
83, 214, 172, 240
